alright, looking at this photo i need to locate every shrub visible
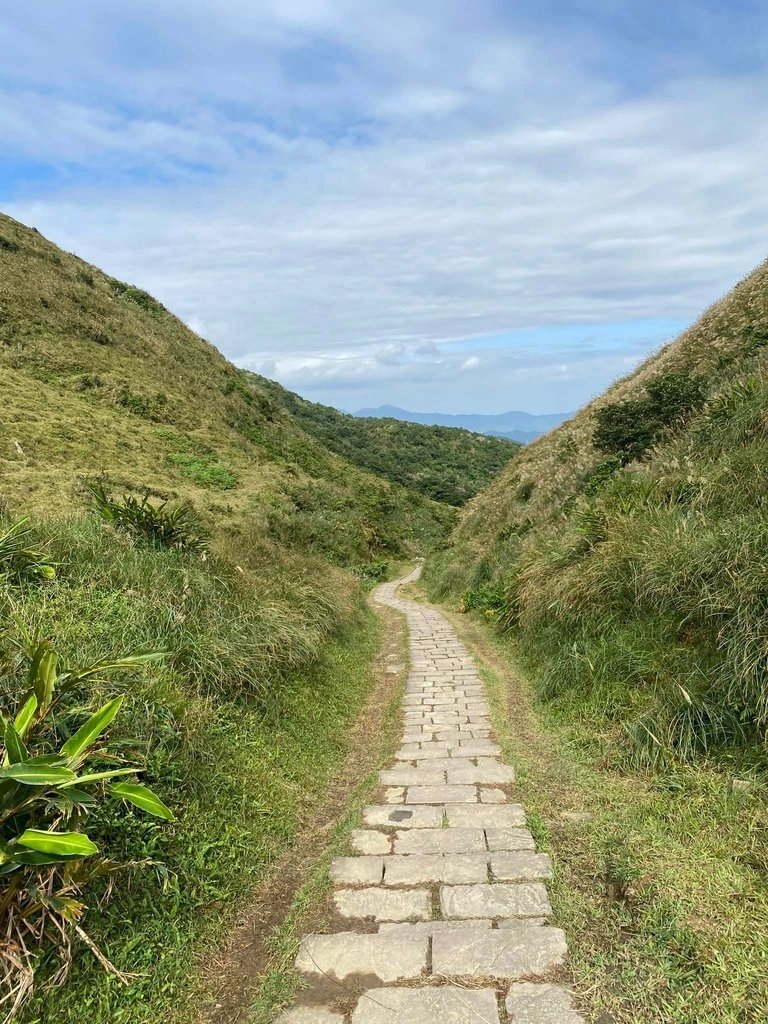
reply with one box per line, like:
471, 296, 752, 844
593, 373, 706, 463
89, 485, 206, 552
592, 399, 658, 463
581, 456, 622, 495
108, 279, 166, 317
0, 518, 56, 586
645, 372, 705, 423
0, 237, 20, 253
461, 582, 506, 616
0, 635, 168, 1015
351, 560, 389, 582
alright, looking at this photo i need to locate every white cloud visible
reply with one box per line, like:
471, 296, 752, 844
3, 2, 768, 412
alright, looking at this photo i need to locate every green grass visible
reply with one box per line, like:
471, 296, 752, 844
448, 610, 768, 1024
168, 452, 238, 490
13, 516, 384, 1024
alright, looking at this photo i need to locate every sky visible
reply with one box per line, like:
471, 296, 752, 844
2, 2, 767, 415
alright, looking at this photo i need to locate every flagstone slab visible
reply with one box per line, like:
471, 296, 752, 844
484, 827, 536, 851
383, 853, 489, 885
350, 830, 391, 855
295, 931, 427, 982
490, 852, 553, 881
362, 805, 443, 829
329, 856, 384, 885
350, 986, 500, 1024
407, 785, 477, 804
393, 827, 486, 855
334, 886, 431, 921
445, 804, 526, 828
432, 925, 568, 978
440, 882, 552, 920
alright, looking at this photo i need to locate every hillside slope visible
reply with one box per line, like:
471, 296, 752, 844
255, 377, 519, 505
0, 211, 451, 566
427, 258, 768, 766
0, 212, 466, 1022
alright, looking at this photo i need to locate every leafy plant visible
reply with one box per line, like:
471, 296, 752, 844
0, 635, 169, 1017
89, 485, 206, 552
0, 518, 56, 587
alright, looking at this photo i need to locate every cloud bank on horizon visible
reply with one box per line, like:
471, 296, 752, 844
2, 0, 767, 414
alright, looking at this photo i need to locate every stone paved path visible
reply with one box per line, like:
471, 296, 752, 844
277, 567, 584, 1024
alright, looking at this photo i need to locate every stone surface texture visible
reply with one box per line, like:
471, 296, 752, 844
284, 566, 585, 1023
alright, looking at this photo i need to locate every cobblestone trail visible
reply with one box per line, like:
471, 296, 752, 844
277, 567, 584, 1024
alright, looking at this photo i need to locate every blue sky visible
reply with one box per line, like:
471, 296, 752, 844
2, 2, 767, 414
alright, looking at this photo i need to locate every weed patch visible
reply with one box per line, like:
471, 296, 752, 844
168, 453, 237, 490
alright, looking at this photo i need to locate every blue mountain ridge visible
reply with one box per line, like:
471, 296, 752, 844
352, 405, 570, 443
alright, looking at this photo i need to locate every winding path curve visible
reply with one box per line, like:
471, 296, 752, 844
277, 567, 584, 1024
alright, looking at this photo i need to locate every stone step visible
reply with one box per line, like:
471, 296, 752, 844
281, 567, 585, 1024
506, 982, 585, 1022
333, 886, 431, 921
432, 924, 568, 979
383, 852, 489, 884
295, 930, 427, 982
441, 881, 552, 920
393, 827, 487, 854
330, 851, 552, 886
350, 986, 500, 1024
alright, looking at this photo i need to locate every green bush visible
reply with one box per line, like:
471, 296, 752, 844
593, 373, 705, 463
352, 560, 389, 582
89, 485, 206, 552
592, 399, 658, 463
108, 279, 166, 317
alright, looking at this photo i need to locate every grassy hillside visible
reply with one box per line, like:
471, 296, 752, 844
427, 257, 768, 769
255, 376, 520, 505
0, 212, 451, 569
425, 263, 768, 1022
0, 211, 468, 1021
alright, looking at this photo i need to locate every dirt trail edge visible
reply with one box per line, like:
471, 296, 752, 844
277, 566, 585, 1024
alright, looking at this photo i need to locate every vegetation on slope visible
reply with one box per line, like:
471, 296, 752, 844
254, 375, 520, 505
0, 212, 451, 570
0, 211, 481, 1019
427, 258, 768, 769
425, 265, 768, 1022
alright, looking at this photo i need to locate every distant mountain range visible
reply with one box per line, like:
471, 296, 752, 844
352, 404, 571, 443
